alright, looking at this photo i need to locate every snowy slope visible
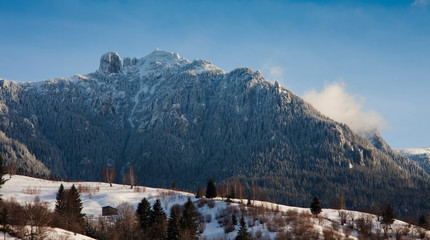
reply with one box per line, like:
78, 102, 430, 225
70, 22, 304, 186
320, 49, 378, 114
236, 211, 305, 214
396, 147, 430, 174
397, 147, 430, 156
2, 175, 429, 239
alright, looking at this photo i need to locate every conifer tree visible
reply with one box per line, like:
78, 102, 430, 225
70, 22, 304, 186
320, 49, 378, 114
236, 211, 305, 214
137, 197, 152, 230
310, 196, 322, 217
196, 186, 203, 199
167, 206, 181, 240
232, 214, 238, 225
0, 207, 9, 238
205, 178, 217, 199
181, 197, 199, 239
150, 199, 167, 240
419, 214, 428, 227
381, 204, 395, 234
0, 155, 6, 200
171, 181, 176, 189
66, 184, 85, 232
55, 184, 66, 216
235, 216, 251, 240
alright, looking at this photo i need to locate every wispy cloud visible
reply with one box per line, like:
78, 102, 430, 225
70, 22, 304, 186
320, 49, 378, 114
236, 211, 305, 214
303, 82, 387, 135
412, 0, 429, 7
262, 62, 285, 83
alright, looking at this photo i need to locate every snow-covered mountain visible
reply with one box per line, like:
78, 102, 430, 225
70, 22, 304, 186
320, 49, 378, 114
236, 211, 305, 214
1, 50, 430, 217
396, 148, 430, 174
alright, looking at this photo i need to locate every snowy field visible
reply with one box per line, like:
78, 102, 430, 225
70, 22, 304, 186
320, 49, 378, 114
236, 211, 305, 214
2, 175, 429, 239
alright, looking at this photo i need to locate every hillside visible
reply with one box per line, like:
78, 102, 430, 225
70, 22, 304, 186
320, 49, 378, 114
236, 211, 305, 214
396, 148, 430, 175
2, 175, 430, 240
0, 50, 429, 216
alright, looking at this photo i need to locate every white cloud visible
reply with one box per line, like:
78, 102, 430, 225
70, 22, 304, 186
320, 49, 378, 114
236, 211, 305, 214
262, 63, 285, 82
303, 82, 386, 135
412, 0, 429, 7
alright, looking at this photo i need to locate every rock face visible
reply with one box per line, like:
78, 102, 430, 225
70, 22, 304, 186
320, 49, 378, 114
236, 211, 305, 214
1, 50, 430, 216
99, 52, 122, 74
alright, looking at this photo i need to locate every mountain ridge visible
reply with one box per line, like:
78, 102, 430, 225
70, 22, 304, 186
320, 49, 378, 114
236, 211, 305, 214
0, 50, 429, 216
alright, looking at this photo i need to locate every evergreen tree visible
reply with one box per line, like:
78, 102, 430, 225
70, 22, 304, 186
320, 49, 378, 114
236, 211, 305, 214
150, 199, 167, 240
0, 207, 9, 238
66, 184, 85, 232
137, 197, 152, 230
196, 186, 203, 199
232, 214, 237, 225
55, 184, 66, 216
181, 197, 199, 239
205, 178, 217, 199
171, 181, 176, 189
235, 216, 251, 240
310, 196, 322, 217
0, 155, 6, 200
381, 204, 395, 226
167, 206, 181, 240
419, 214, 428, 227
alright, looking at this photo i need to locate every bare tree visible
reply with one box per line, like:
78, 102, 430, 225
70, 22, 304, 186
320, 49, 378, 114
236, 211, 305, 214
6, 163, 17, 179
102, 166, 117, 187
24, 196, 51, 240
123, 165, 137, 189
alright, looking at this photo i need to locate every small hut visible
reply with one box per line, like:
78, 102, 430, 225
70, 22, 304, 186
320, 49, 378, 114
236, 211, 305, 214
102, 206, 118, 216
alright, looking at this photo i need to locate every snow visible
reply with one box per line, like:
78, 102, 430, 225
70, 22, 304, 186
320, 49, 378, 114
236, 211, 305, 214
3, 175, 429, 239
397, 147, 430, 156
2, 175, 194, 217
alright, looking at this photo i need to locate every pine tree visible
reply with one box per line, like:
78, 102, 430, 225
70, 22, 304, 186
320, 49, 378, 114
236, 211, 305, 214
150, 199, 167, 240
196, 186, 203, 199
381, 204, 395, 226
65, 184, 85, 232
167, 206, 181, 240
419, 214, 428, 227
0, 155, 6, 200
235, 216, 251, 240
310, 196, 322, 217
205, 178, 217, 199
0, 207, 9, 238
232, 214, 237, 225
55, 184, 66, 216
137, 197, 152, 230
181, 197, 199, 239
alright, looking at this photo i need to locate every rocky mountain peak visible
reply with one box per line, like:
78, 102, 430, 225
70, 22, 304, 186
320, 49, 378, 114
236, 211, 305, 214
99, 52, 122, 74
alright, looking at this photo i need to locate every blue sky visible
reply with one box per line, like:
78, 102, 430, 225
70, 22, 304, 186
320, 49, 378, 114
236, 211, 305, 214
1, 0, 429, 148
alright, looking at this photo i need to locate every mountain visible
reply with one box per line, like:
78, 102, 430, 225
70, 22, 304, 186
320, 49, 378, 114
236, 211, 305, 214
396, 148, 430, 175
0, 50, 429, 216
